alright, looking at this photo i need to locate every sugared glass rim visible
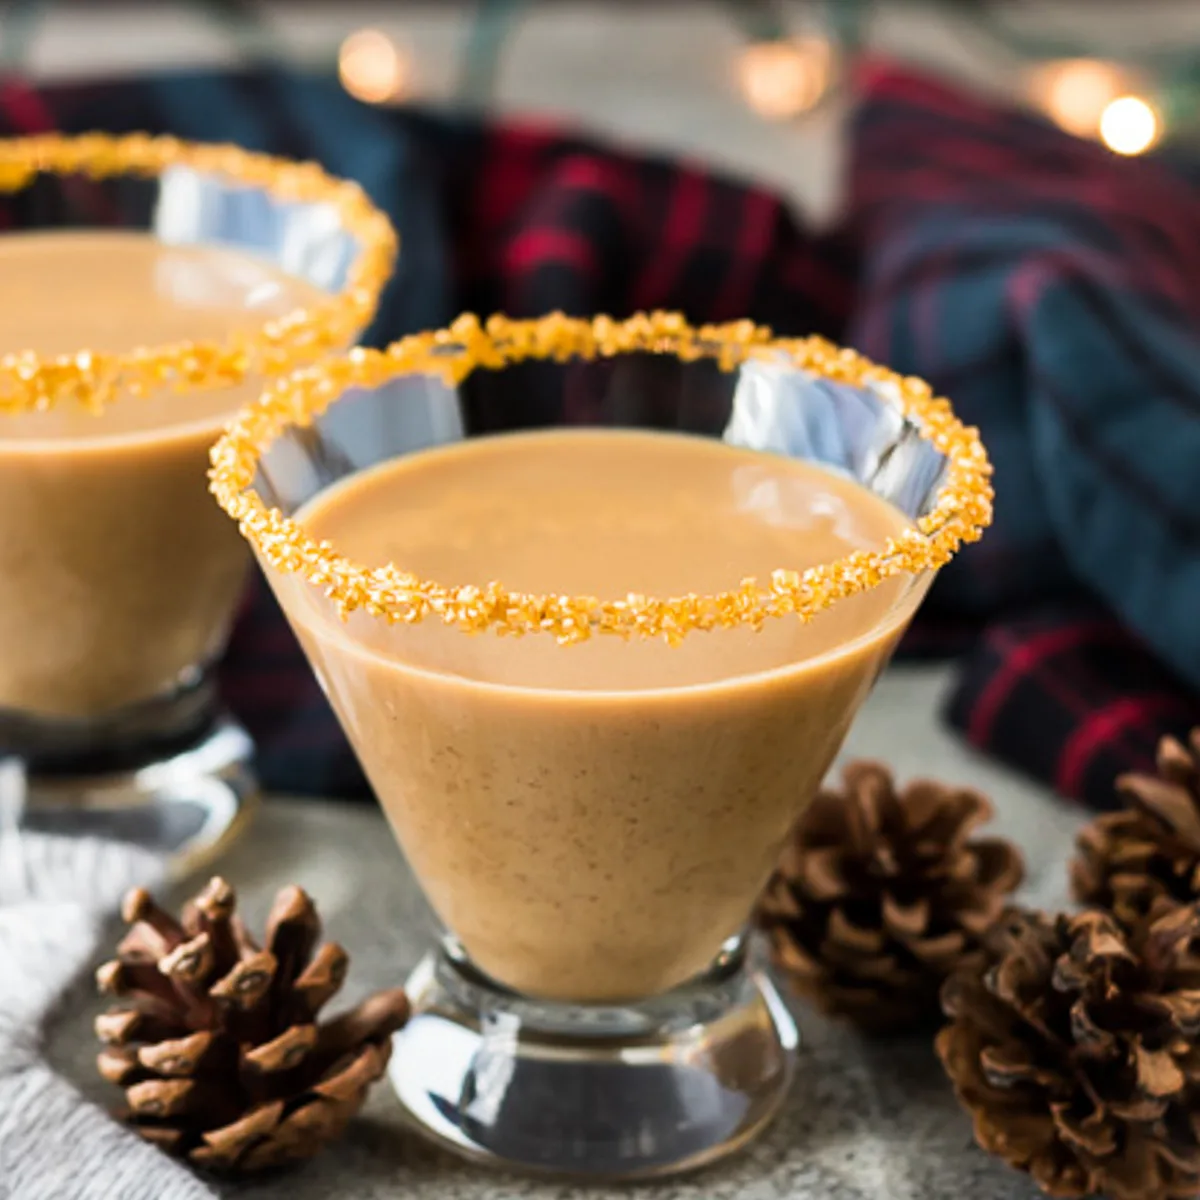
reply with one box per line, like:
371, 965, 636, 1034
0, 133, 397, 413
209, 311, 993, 644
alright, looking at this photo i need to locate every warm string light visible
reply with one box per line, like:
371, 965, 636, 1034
736, 37, 834, 120
338, 29, 412, 105
1027, 58, 1162, 155
1027, 59, 1126, 138
1099, 95, 1161, 155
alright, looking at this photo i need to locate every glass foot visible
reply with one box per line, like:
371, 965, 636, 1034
12, 716, 258, 880
389, 936, 798, 1180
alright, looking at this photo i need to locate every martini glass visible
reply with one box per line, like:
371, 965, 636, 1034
211, 312, 992, 1178
0, 134, 395, 875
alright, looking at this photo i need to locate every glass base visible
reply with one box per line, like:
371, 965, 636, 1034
389, 936, 798, 1180
8, 713, 257, 881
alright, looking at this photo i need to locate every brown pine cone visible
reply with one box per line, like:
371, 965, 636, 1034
1073, 728, 1200, 933
937, 905, 1200, 1200
757, 760, 1024, 1034
95, 877, 409, 1173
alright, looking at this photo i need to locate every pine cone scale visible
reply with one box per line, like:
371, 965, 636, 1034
1107, 1093, 1169, 1123
825, 907, 887, 955
1117, 776, 1200, 852
126, 1077, 202, 1119
264, 887, 320, 989
839, 761, 890, 846
890, 779, 955, 836
160, 935, 216, 985
138, 1031, 221, 1077
97, 1047, 142, 1085
881, 893, 930, 938
318, 989, 412, 1057
292, 943, 350, 1021
768, 929, 821, 978
977, 1042, 1057, 1090
1136, 1045, 1186, 1097
758, 878, 802, 920
200, 1100, 285, 1158
969, 840, 1027, 892
918, 782, 993, 842
210, 951, 276, 1011
282, 1097, 347, 1141
952, 894, 1011, 939
243, 1024, 318, 1075
795, 846, 850, 901
314, 1042, 389, 1103
1067, 999, 1118, 1058
1049, 1103, 1118, 1158
905, 930, 968, 968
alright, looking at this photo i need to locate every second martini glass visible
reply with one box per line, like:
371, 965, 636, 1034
0, 134, 395, 872
210, 312, 992, 1178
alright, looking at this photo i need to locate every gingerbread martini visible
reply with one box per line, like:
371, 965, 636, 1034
0, 133, 396, 872
286, 428, 919, 1001
211, 313, 991, 1177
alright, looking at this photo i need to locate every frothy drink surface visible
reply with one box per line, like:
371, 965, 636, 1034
0, 231, 326, 718
283, 429, 923, 1001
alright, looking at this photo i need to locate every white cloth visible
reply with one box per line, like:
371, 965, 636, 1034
0, 764, 215, 1200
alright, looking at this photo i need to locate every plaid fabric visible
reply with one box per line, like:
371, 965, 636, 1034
3, 63, 1198, 806
845, 64, 1200, 805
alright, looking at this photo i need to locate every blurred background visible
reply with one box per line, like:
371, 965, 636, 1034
7, 0, 1200, 220
5, 0, 1200, 809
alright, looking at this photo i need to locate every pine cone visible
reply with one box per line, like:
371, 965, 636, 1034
1073, 729, 1200, 933
95, 877, 409, 1172
757, 760, 1024, 1034
937, 905, 1200, 1200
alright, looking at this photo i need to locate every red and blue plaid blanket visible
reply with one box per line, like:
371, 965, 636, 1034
4, 61, 1198, 807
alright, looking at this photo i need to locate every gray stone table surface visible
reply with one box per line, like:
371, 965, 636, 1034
46, 664, 1086, 1200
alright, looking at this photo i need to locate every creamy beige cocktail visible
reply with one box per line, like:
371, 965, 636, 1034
284, 428, 918, 1001
0, 230, 327, 718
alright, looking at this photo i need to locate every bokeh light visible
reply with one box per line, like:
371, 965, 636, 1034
1099, 95, 1161, 155
1027, 59, 1125, 139
339, 29, 411, 105
736, 38, 833, 121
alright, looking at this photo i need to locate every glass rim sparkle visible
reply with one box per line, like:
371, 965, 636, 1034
208, 311, 994, 644
0, 133, 397, 414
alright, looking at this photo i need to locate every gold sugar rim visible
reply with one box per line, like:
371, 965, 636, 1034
0, 133, 397, 413
209, 311, 994, 643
